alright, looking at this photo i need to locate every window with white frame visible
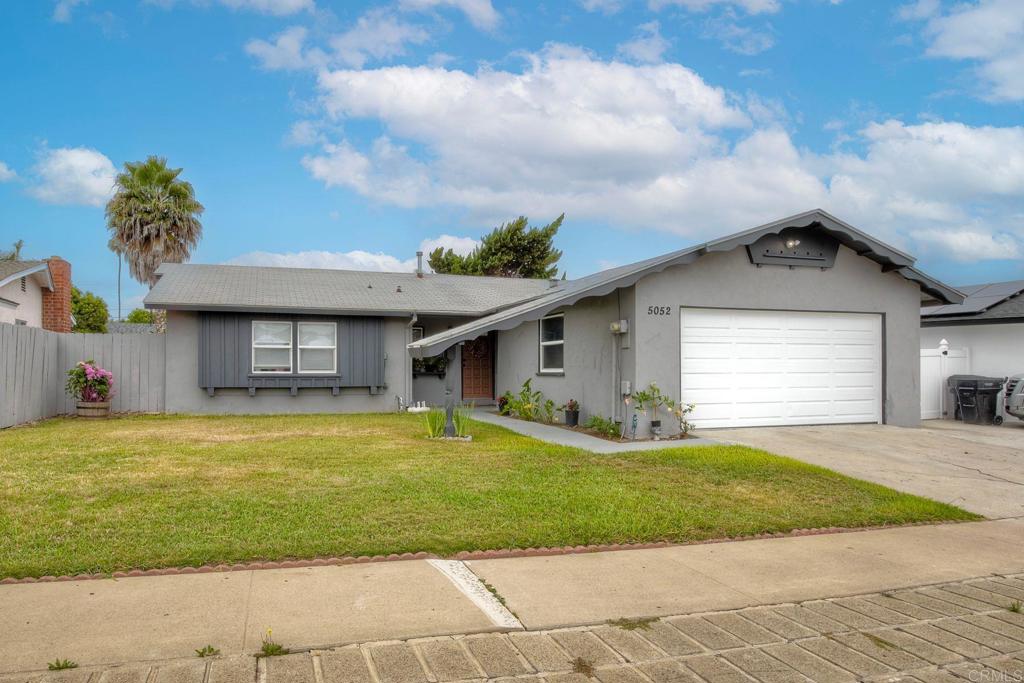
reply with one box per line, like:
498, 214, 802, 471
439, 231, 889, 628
252, 321, 293, 374
298, 322, 337, 374
539, 313, 564, 373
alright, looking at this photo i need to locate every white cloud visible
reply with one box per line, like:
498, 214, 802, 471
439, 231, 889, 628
219, 0, 312, 13
911, 228, 1021, 261
399, 0, 500, 31
293, 45, 1024, 263
579, 0, 624, 13
147, 0, 312, 15
421, 234, 479, 255
649, 0, 780, 14
285, 120, 324, 146
53, 0, 87, 22
227, 234, 479, 272
306, 46, 751, 219
617, 21, 671, 64
330, 10, 430, 69
897, 0, 939, 21
702, 13, 775, 54
28, 146, 116, 207
907, 0, 1024, 101
0, 162, 16, 182
246, 11, 429, 72
246, 26, 324, 71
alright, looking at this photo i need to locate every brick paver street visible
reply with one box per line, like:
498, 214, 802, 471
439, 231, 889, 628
7, 574, 1024, 683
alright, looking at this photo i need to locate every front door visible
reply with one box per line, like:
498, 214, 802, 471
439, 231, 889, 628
461, 336, 494, 401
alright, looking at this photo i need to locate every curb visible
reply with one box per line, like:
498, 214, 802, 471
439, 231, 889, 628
0, 519, 963, 585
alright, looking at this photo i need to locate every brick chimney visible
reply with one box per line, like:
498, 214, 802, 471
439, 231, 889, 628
42, 256, 72, 333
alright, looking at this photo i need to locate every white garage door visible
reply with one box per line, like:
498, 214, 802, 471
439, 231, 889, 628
680, 308, 882, 428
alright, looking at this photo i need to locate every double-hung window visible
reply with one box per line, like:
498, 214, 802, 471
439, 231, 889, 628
539, 313, 564, 373
298, 322, 337, 374
252, 321, 293, 374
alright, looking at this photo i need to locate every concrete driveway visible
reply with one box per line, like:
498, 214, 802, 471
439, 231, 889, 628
710, 419, 1024, 519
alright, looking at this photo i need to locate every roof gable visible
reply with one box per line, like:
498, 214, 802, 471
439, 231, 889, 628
0, 261, 53, 290
411, 209, 963, 357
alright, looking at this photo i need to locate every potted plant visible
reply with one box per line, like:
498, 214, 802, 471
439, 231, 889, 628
632, 382, 675, 438
66, 360, 114, 418
561, 398, 580, 427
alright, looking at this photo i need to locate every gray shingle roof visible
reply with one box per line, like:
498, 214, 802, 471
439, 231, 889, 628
144, 263, 556, 316
0, 260, 48, 286
411, 209, 964, 357
107, 321, 158, 334
921, 279, 1024, 323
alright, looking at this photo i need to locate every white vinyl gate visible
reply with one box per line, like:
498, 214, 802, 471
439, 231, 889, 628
680, 308, 883, 428
920, 342, 970, 420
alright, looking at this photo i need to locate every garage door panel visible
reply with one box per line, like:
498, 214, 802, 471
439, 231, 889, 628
680, 308, 882, 428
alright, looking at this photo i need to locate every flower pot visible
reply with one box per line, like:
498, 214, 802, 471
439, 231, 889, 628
77, 401, 110, 419
650, 419, 662, 438
564, 409, 579, 427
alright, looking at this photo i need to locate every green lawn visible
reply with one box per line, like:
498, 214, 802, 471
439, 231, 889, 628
0, 413, 978, 578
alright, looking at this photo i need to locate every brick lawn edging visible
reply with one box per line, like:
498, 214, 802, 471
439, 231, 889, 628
0, 519, 965, 585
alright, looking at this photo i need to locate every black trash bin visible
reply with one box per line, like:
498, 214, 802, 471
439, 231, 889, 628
947, 375, 1005, 424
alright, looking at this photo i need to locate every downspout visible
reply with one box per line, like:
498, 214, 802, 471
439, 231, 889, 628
612, 332, 619, 422
405, 313, 418, 408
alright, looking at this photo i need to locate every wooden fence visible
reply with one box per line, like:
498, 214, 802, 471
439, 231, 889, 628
0, 322, 166, 429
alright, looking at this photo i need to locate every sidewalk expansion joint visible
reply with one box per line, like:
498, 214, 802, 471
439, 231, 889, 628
427, 559, 524, 630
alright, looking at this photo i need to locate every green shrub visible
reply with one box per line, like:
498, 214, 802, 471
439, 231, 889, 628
501, 379, 558, 423
126, 308, 155, 324
453, 404, 473, 437
71, 287, 108, 333
584, 415, 620, 438
425, 408, 446, 438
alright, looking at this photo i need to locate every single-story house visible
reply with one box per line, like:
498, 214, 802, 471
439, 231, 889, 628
0, 257, 72, 332
144, 209, 962, 431
920, 280, 1024, 379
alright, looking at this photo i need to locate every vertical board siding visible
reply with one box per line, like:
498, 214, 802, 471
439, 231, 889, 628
198, 312, 384, 389
0, 322, 166, 428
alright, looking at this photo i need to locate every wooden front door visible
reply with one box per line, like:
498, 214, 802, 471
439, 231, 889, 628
461, 336, 494, 400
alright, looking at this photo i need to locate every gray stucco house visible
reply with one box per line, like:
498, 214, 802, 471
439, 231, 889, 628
145, 209, 962, 431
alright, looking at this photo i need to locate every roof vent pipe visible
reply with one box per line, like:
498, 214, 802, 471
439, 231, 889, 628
416, 251, 424, 278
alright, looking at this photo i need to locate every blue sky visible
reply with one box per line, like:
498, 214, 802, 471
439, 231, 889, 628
1, 0, 1023, 315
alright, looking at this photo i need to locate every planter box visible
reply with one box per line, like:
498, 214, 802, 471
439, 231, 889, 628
76, 401, 110, 419
564, 409, 579, 427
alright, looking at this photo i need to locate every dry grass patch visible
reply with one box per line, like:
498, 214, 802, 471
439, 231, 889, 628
0, 413, 978, 578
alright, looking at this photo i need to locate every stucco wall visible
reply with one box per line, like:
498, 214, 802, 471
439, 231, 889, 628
495, 290, 634, 423
411, 316, 465, 406
921, 323, 1024, 378
633, 244, 923, 430
164, 310, 408, 414
0, 277, 43, 327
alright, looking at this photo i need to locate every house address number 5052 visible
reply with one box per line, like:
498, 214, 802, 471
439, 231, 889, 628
647, 306, 672, 315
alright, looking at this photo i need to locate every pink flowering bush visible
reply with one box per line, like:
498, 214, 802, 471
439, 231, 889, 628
66, 360, 114, 403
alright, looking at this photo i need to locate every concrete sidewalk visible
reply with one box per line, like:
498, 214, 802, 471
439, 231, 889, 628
2, 519, 1023, 675
471, 410, 719, 453
15, 572, 1024, 683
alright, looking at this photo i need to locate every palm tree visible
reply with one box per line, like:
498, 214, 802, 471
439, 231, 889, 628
0, 240, 24, 261
105, 157, 204, 293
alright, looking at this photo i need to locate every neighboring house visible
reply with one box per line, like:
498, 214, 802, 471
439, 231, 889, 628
107, 321, 158, 334
920, 280, 1024, 378
0, 257, 72, 332
145, 209, 962, 430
